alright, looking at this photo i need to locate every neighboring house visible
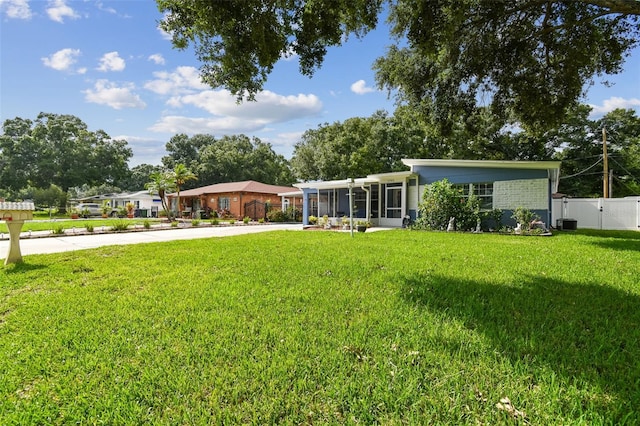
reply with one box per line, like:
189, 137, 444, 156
75, 190, 163, 217
295, 159, 561, 228
169, 180, 302, 219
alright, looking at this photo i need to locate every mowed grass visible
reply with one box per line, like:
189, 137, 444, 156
0, 218, 163, 234
1, 229, 640, 424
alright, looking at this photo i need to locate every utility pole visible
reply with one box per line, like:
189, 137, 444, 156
602, 127, 608, 198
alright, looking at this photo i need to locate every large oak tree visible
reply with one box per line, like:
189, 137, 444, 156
0, 113, 132, 195
157, 0, 639, 132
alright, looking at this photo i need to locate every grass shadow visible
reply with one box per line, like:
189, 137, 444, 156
400, 272, 640, 420
2, 262, 47, 274
563, 229, 640, 240
589, 238, 640, 252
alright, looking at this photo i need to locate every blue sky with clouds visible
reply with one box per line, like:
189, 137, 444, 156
1, 0, 639, 167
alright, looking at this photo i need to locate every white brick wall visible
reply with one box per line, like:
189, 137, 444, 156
493, 179, 548, 210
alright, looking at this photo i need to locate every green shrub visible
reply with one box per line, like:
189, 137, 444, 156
483, 208, 503, 231
52, 224, 65, 235
285, 206, 302, 222
308, 215, 318, 225
258, 217, 265, 224
85, 223, 94, 233
511, 207, 540, 232
170, 221, 178, 228
211, 218, 219, 225
110, 220, 129, 231
243, 216, 250, 224
415, 179, 480, 231
229, 218, 236, 225
267, 209, 287, 222
192, 219, 201, 226
143, 220, 151, 229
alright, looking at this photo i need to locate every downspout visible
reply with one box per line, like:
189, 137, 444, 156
348, 178, 354, 238
360, 184, 370, 222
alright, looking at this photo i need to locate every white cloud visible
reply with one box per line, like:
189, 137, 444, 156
149, 91, 322, 135
114, 135, 167, 166
350, 79, 375, 95
175, 89, 322, 122
144, 66, 207, 95
268, 131, 304, 149
41, 48, 81, 72
145, 65, 322, 137
0, 0, 32, 19
97, 51, 126, 72
149, 115, 265, 134
46, 0, 80, 23
95, 1, 116, 14
148, 54, 166, 65
589, 97, 640, 117
83, 80, 146, 110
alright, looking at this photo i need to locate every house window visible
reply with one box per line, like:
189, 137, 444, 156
219, 197, 230, 210
455, 183, 494, 210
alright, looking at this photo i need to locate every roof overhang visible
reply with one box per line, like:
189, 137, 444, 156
277, 190, 303, 197
402, 159, 561, 170
367, 170, 415, 183
295, 171, 416, 191
402, 159, 561, 192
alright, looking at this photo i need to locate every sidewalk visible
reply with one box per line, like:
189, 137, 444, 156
0, 223, 302, 259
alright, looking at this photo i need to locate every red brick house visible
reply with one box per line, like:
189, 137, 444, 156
169, 180, 302, 219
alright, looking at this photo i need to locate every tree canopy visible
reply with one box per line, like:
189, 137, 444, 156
162, 133, 295, 187
291, 108, 556, 182
551, 106, 640, 197
0, 113, 132, 195
157, 0, 640, 132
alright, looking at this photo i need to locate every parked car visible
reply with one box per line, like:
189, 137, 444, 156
76, 203, 102, 217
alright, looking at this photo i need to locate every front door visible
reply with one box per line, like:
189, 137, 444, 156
380, 183, 404, 227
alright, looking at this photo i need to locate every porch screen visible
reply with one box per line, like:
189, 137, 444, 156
318, 190, 335, 217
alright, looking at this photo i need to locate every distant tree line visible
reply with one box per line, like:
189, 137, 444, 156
1, 105, 639, 209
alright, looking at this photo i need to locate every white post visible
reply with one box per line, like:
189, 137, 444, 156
348, 179, 354, 238
5, 220, 26, 265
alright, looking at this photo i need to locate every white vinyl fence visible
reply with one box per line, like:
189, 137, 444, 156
552, 197, 640, 231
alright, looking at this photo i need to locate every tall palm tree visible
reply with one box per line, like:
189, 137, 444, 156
172, 163, 197, 218
145, 171, 175, 219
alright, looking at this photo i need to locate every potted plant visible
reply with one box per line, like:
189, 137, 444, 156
356, 220, 370, 233
126, 202, 135, 218
100, 200, 110, 218
70, 207, 79, 219
341, 216, 350, 230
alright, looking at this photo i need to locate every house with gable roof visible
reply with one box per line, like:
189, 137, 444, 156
169, 180, 302, 220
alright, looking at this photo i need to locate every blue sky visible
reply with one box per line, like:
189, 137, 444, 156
1, 0, 639, 167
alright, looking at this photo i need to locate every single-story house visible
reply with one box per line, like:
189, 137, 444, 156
169, 180, 303, 219
295, 159, 561, 228
75, 190, 163, 217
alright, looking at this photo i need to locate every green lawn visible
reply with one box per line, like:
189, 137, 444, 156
2, 230, 639, 424
0, 218, 163, 234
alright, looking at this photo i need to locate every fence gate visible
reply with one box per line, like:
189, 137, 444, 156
244, 200, 266, 221
552, 197, 640, 230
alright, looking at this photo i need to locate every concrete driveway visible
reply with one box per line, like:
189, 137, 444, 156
0, 223, 302, 259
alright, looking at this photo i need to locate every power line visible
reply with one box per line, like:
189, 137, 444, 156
559, 156, 603, 180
